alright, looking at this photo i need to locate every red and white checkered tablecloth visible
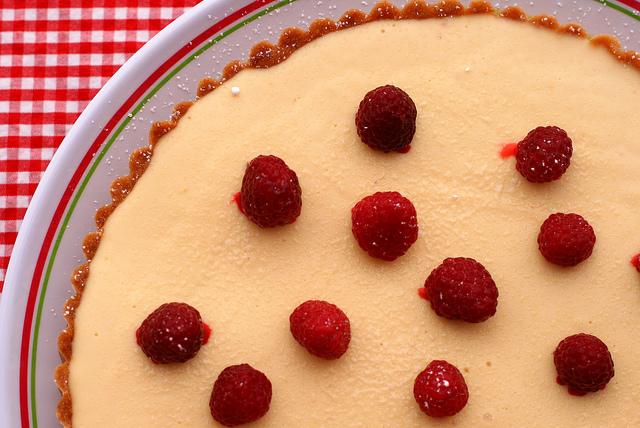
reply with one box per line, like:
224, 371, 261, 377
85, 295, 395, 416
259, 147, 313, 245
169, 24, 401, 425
0, 0, 203, 291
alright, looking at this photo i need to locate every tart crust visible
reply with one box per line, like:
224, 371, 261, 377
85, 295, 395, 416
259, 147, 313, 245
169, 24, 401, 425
54, 1, 640, 426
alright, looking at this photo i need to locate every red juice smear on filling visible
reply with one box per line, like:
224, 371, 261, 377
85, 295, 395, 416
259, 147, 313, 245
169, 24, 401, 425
500, 142, 517, 159
203, 322, 212, 345
556, 376, 605, 396
232, 191, 244, 214
397, 144, 411, 154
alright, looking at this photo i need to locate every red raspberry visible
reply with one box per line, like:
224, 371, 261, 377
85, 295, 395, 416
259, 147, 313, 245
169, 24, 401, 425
515, 126, 573, 183
414, 360, 469, 418
355, 85, 417, 153
289, 300, 351, 360
553, 333, 614, 396
240, 154, 302, 227
538, 213, 596, 267
423, 257, 498, 323
351, 191, 419, 261
136, 302, 206, 364
209, 364, 272, 427
632, 253, 640, 272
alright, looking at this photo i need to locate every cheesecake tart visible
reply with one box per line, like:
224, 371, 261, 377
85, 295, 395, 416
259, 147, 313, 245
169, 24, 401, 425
56, 1, 640, 426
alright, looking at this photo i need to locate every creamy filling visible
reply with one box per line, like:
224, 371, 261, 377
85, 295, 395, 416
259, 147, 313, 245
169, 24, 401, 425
69, 14, 640, 427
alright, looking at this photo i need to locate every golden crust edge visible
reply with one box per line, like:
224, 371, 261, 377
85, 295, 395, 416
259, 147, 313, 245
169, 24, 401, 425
54, 1, 640, 426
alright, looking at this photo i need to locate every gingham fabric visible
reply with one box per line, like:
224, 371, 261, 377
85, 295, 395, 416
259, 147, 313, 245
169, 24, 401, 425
0, 0, 203, 290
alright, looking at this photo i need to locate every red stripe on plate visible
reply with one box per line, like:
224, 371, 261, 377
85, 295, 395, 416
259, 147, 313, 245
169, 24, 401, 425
617, 0, 640, 13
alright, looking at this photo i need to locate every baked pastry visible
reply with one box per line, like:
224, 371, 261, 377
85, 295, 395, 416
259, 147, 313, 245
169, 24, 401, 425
56, 1, 640, 426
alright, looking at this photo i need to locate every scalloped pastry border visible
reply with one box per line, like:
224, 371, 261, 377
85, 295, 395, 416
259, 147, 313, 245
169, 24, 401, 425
54, 0, 640, 425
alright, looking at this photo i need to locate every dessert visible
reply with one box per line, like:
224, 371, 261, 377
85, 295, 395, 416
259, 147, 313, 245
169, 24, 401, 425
56, 0, 640, 426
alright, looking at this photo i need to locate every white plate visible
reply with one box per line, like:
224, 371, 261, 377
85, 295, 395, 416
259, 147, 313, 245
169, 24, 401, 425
2, 0, 640, 426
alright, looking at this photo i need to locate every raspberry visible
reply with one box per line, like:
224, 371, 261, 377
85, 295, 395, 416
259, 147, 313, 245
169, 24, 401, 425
209, 364, 272, 427
538, 213, 596, 266
136, 302, 206, 364
240, 154, 302, 227
515, 126, 573, 183
351, 191, 419, 261
355, 85, 417, 153
632, 253, 640, 272
289, 300, 351, 360
414, 360, 469, 418
553, 333, 614, 396
423, 257, 498, 323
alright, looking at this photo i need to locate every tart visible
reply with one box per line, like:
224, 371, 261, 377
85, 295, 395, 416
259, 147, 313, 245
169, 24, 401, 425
56, 1, 640, 426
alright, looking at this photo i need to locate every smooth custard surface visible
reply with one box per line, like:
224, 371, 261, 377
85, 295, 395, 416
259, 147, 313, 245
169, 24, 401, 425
69, 14, 640, 427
